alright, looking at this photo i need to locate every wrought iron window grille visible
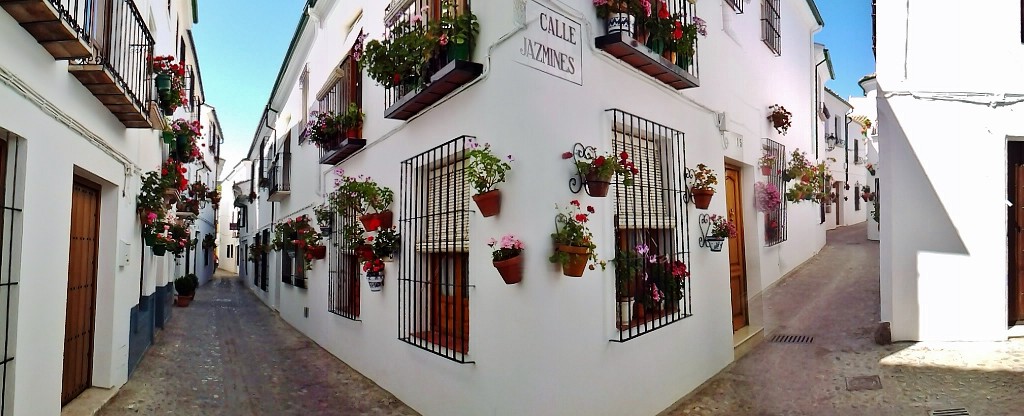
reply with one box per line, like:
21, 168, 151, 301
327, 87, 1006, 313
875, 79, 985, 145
607, 109, 692, 343
0, 133, 21, 414
761, 0, 782, 55
763, 138, 787, 246
399, 135, 474, 363
328, 204, 361, 321
725, 0, 744, 13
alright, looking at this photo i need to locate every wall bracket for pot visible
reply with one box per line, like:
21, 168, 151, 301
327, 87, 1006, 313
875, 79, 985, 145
697, 213, 725, 252
682, 168, 695, 204
568, 142, 598, 194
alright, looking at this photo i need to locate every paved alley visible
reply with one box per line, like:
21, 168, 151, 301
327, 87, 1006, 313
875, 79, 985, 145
97, 271, 418, 416
662, 222, 1024, 416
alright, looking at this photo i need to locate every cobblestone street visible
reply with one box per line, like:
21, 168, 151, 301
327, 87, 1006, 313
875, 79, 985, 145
97, 272, 417, 416
663, 222, 1024, 415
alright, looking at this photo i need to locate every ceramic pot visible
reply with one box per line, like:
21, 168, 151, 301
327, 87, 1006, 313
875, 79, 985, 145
472, 189, 501, 217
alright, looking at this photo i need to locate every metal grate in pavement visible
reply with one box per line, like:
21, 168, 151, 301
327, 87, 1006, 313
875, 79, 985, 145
845, 375, 882, 391
929, 409, 969, 416
769, 334, 813, 343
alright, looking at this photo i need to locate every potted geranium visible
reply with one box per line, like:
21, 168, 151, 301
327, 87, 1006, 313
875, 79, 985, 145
549, 201, 604, 277
272, 215, 324, 269
759, 152, 777, 176
174, 274, 197, 307
313, 203, 334, 236
613, 245, 644, 324
861, 185, 874, 202
433, 1, 480, 61
334, 176, 394, 231
301, 111, 343, 148
688, 163, 717, 209
703, 214, 736, 252
566, 150, 638, 197
341, 103, 364, 139
754, 182, 782, 213
768, 104, 793, 135
166, 119, 202, 163
370, 227, 400, 262
363, 257, 386, 292
466, 139, 513, 217
151, 55, 187, 114
360, 18, 435, 90
161, 158, 188, 204
137, 172, 166, 229
866, 163, 876, 176
489, 234, 524, 284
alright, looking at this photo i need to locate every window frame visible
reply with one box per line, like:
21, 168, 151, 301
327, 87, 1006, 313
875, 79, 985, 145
761, 0, 782, 55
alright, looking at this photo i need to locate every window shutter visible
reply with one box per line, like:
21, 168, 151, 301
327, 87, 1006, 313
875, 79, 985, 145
417, 161, 469, 252
613, 133, 675, 229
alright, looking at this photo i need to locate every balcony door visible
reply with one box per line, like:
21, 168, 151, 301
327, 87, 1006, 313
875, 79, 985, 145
85, 0, 111, 54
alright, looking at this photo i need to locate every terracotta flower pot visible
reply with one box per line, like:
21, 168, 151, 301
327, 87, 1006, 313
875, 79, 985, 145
472, 189, 501, 217
585, 171, 612, 197
376, 210, 394, 229
493, 254, 523, 285
558, 245, 590, 278
801, 174, 810, 183
690, 188, 714, 210
175, 296, 191, 307
309, 245, 327, 260
760, 165, 773, 176
359, 214, 381, 231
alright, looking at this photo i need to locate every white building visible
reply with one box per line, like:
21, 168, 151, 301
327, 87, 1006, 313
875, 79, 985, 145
848, 75, 880, 241
0, 0, 217, 412
217, 160, 250, 274
876, 0, 1024, 342
822, 87, 870, 229
239, 0, 838, 414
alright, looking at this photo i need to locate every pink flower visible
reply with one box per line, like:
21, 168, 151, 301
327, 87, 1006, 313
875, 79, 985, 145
562, 152, 573, 159
570, 200, 580, 207
439, 33, 449, 46
411, 14, 423, 24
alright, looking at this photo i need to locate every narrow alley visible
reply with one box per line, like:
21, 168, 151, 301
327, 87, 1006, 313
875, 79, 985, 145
663, 223, 1024, 415
97, 272, 418, 416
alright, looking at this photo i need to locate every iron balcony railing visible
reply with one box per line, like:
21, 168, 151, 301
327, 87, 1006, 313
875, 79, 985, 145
71, 0, 154, 111
268, 153, 291, 195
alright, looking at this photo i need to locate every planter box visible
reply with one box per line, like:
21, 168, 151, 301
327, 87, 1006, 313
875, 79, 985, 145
384, 60, 483, 120
595, 32, 699, 90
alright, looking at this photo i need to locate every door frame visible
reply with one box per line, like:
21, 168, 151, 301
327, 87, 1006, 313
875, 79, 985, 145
725, 164, 749, 332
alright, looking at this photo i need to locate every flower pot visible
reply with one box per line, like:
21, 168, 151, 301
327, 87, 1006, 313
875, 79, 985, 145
633, 302, 646, 321
472, 189, 501, 217
676, 51, 691, 69
861, 194, 869, 202
760, 165, 773, 176
662, 49, 676, 64
309, 245, 327, 260
175, 134, 190, 161
800, 174, 810, 183
617, 297, 634, 325
320, 225, 332, 236
825, 203, 832, 213
152, 246, 166, 256
705, 237, 725, 252
155, 73, 171, 92
163, 188, 180, 204
646, 37, 666, 54
175, 295, 191, 307
585, 171, 612, 197
690, 188, 714, 210
355, 244, 374, 261
447, 41, 471, 61
366, 271, 384, 292
493, 254, 523, 285
606, 12, 635, 37
359, 214, 380, 231
557, 245, 590, 278
345, 127, 360, 140
381, 253, 396, 263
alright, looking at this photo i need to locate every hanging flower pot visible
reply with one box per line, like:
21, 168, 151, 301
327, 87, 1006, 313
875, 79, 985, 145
366, 271, 384, 292
557, 245, 590, 277
800, 174, 810, 183
705, 237, 725, 252
472, 189, 501, 217
760, 165, 773, 176
606, 12, 635, 37
377, 210, 394, 229
155, 73, 172, 92
585, 171, 612, 197
492, 254, 523, 285
152, 246, 167, 257
380, 253, 396, 263
861, 193, 869, 202
354, 244, 374, 262
690, 188, 714, 210
308, 245, 327, 260
359, 214, 381, 231
825, 203, 832, 214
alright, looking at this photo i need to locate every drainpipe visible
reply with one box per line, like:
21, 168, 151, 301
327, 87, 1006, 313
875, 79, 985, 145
845, 114, 853, 185
814, 57, 827, 160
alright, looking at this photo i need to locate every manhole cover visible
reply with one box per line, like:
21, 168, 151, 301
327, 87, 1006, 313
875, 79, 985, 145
845, 375, 882, 391
929, 409, 969, 416
769, 334, 813, 343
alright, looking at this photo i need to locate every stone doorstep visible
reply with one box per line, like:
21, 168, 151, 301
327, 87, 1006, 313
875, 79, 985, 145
1006, 322, 1024, 339
60, 386, 120, 416
733, 325, 765, 361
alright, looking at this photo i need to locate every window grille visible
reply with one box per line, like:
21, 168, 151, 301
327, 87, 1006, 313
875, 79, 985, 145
328, 205, 361, 320
854, 181, 861, 211
761, 0, 781, 55
317, 56, 360, 117
260, 229, 270, 291
725, 0, 744, 13
281, 244, 306, 289
269, 138, 291, 196
399, 136, 473, 363
0, 132, 20, 414
608, 110, 692, 342
763, 138, 787, 246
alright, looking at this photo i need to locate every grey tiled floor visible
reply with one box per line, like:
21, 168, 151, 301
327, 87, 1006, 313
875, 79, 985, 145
662, 222, 1024, 416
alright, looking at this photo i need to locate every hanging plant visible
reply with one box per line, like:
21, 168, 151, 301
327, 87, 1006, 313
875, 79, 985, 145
754, 182, 782, 213
767, 104, 793, 135
466, 139, 513, 217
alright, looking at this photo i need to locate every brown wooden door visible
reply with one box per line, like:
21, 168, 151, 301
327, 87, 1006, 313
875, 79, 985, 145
62, 178, 101, 406
431, 253, 469, 352
1009, 142, 1024, 323
725, 166, 748, 331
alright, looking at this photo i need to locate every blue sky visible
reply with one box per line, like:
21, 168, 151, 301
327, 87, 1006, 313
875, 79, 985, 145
193, 1, 875, 176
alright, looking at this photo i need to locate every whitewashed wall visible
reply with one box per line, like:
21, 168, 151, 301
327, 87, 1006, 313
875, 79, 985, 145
876, 0, 1024, 341
244, 0, 828, 414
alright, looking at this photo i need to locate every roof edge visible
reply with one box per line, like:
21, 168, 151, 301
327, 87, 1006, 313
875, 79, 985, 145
806, 0, 824, 27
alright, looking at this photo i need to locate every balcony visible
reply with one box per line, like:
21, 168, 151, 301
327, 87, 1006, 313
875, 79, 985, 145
318, 134, 366, 165
229, 222, 239, 231
2, 0, 155, 128
384, 60, 483, 120
267, 153, 291, 202
594, 0, 699, 90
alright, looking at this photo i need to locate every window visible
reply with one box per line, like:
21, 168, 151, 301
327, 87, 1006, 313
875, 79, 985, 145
329, 206, 361, 320
316, 55, 361, 117
282, 245, 306, 289
260, 229, 270, 291
761, 0, 781, 55
299, 66, 310, 143
763, 138, 788, 246
399, 136, 472, 363
725, 0, 743, 13
854, 139, 862, 165
854, 181, 861, 211
227, 244, 233, 259
608, 110, 691, 342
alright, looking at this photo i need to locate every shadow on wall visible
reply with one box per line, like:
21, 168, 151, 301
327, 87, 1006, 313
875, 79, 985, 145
878, 97, 969, 340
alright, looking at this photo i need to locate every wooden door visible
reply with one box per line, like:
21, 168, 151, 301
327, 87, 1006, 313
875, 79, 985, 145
725, 166, 748, 331
62, 178, 101, 406
431, 253, 469, 352
86, 0, 111, 53
1009, 142, 1024, 323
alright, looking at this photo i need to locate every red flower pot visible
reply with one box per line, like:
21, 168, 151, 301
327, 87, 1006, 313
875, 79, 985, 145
345, 127, 360, 139
690, 188, 714, 210
472, 190, 502, 217
376, 210, 394, 229
309, 245, 327, 260
493, 254, 523, 284
558, 245, 590, 277
760, 165, 772, 176
359, 214, 381, 231
585, 171, 612, 197
175, 296, 191, 307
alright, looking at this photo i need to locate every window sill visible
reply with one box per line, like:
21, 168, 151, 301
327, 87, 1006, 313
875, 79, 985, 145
595, 33, 699, 90
383, 60, 483, 120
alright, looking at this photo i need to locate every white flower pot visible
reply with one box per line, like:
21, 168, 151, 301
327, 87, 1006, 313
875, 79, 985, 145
366, 271, 384, 292
618, 298, 634, 325
606, 13, 635, 37
381, 253, 396, 263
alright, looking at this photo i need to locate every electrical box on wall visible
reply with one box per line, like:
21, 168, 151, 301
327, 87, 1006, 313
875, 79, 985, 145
118, 240, 131, 268
716, 112, 728, 132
